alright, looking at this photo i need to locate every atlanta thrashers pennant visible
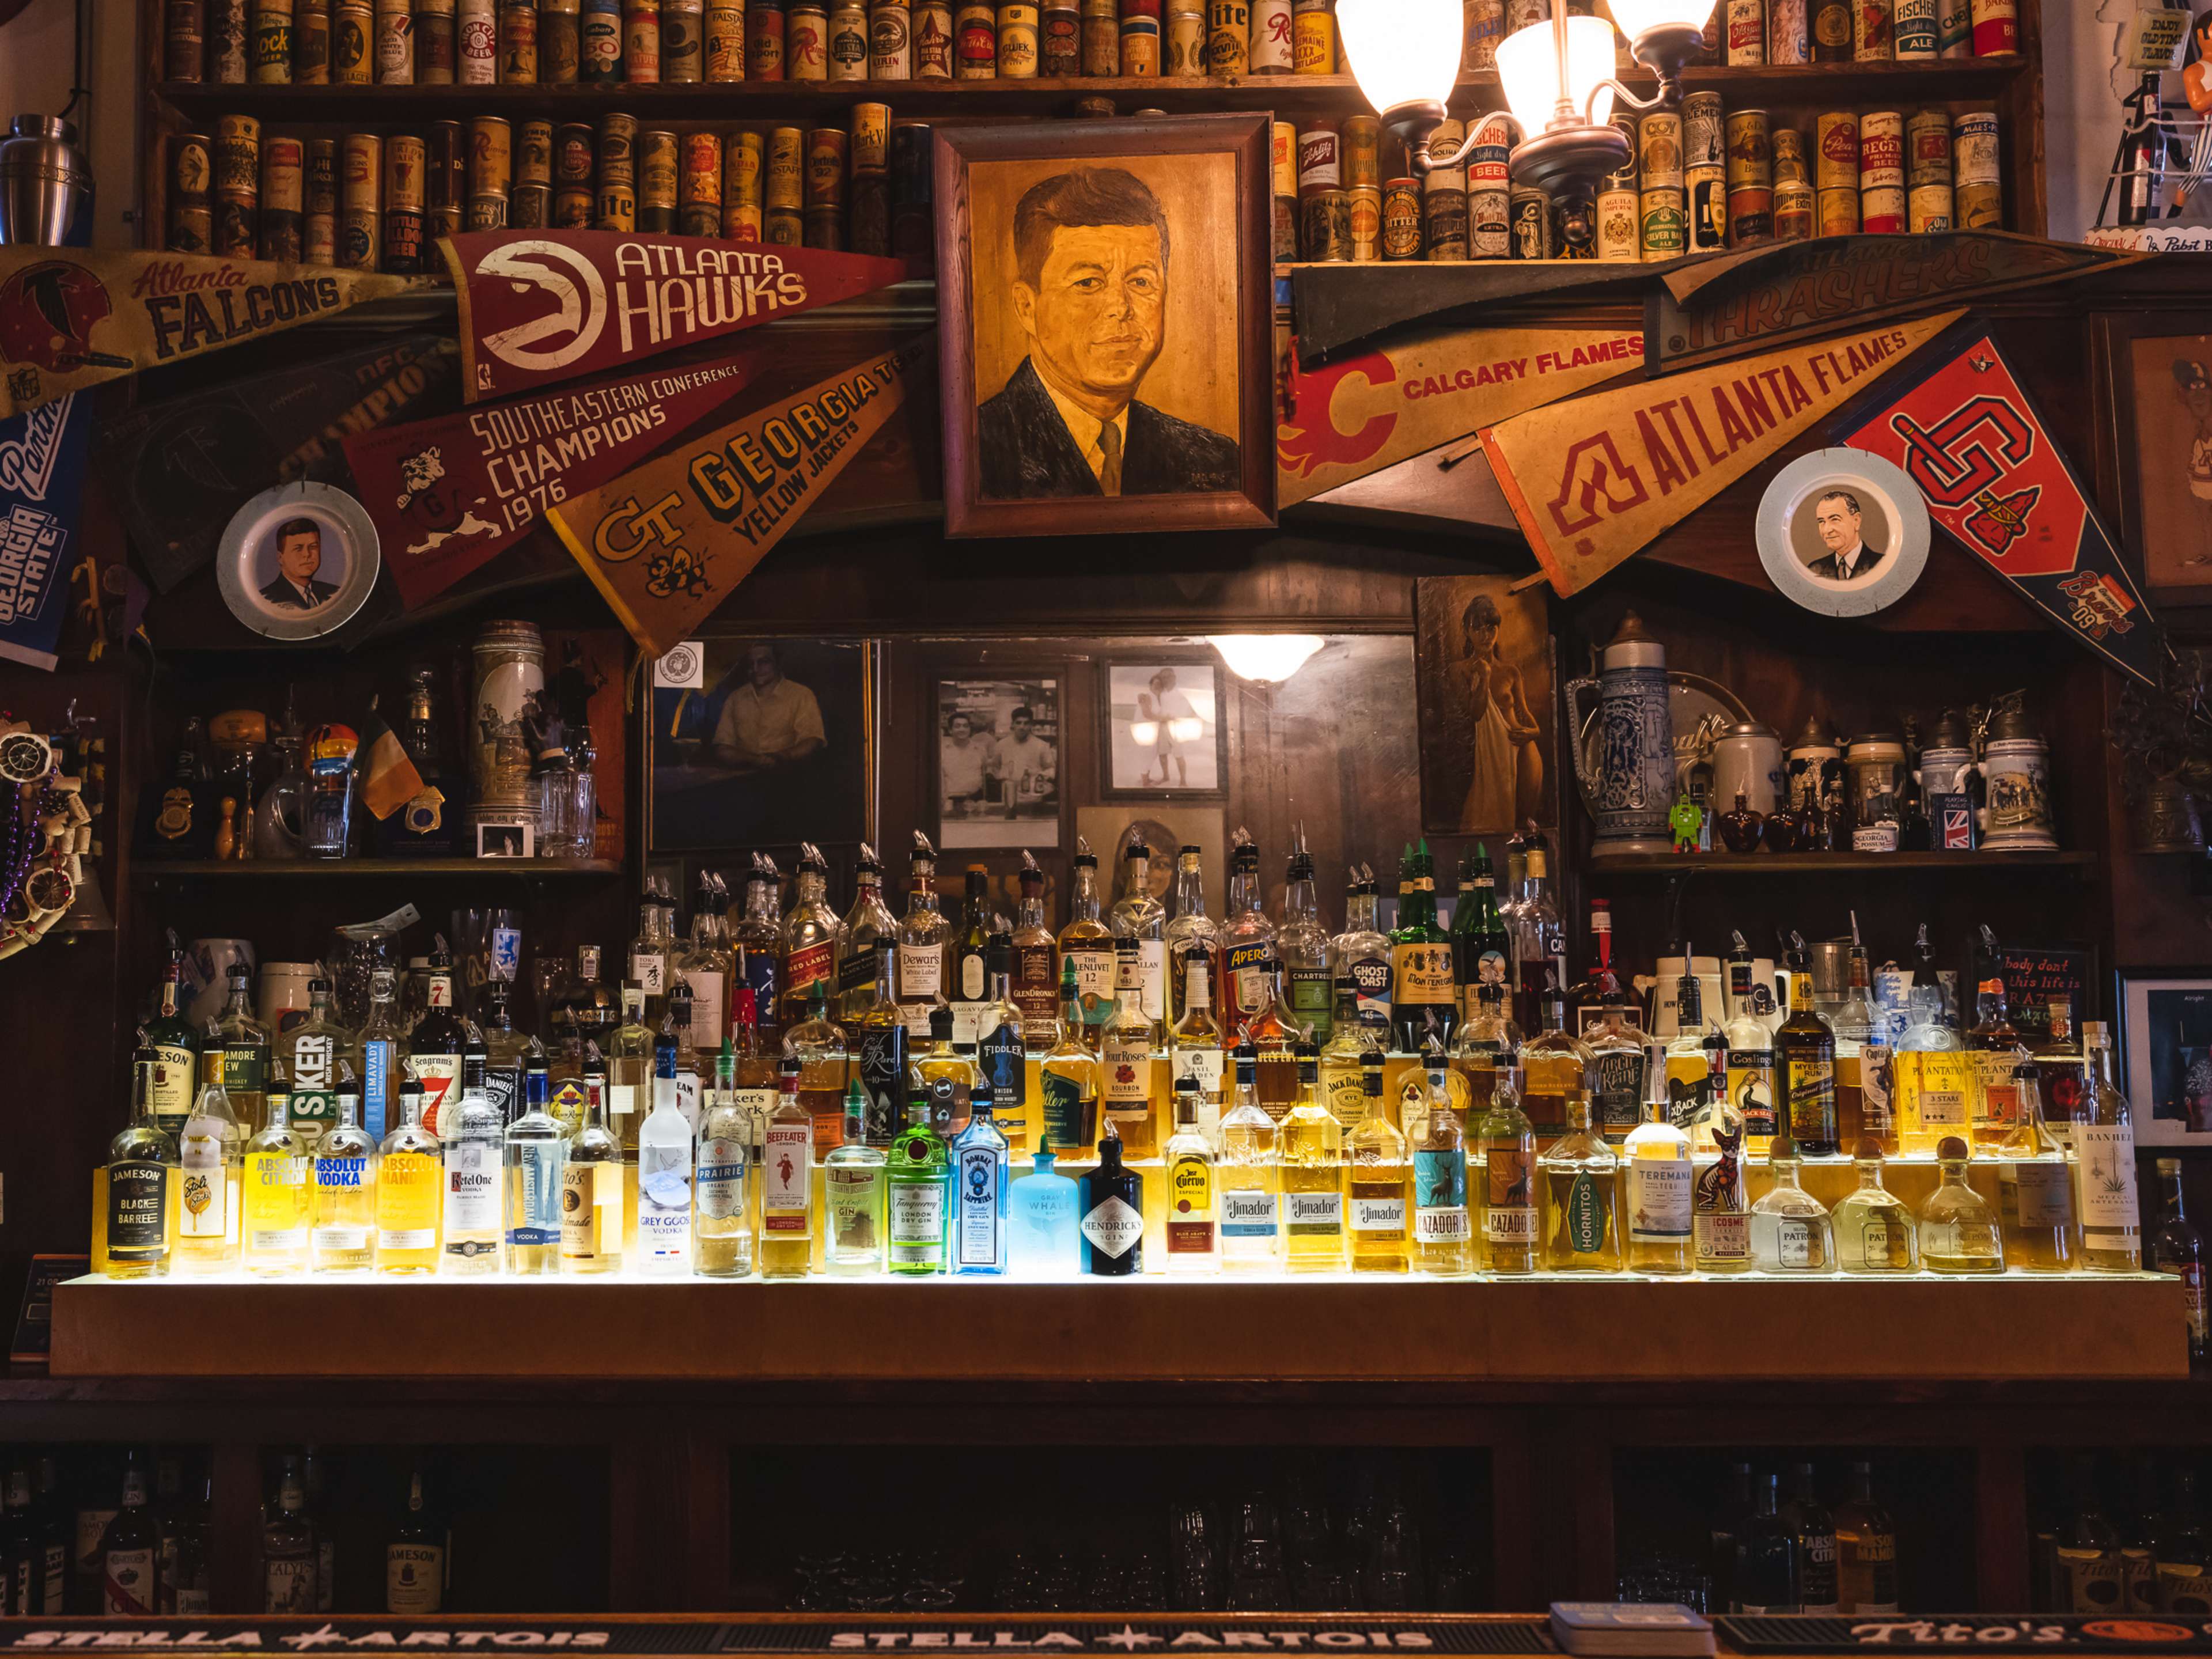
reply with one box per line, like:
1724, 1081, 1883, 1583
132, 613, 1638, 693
1840, 331, 2162, 686
344, 348, 762, 609
0, 248, 427, 418
1480, 310, 1963, 596
548, 334, 932, 656
1277, 324, 1642, 507
440, 230, 910, 403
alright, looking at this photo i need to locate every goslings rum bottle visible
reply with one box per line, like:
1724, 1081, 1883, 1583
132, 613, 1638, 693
1347, 1052, 1410, 1273
1281, 1042, 1346, 1272
375, 1080, 440, 1275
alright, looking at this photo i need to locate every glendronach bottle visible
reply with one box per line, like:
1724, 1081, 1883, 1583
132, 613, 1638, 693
1010, 851, 1061, 1048
1058, 837, 1116, 1046
1079, 1125, 1145, 1277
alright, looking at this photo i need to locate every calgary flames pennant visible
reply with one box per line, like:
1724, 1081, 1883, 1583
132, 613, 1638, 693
1840, 331, 2161, 686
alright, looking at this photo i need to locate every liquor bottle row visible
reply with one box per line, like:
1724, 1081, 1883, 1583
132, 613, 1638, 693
1618, 1460, 1902, 1616
168, 109, 932, 266
2035, 1453, 2212, 1617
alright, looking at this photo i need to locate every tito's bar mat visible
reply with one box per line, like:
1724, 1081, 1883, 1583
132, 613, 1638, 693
1719, 1615, 2212, 1652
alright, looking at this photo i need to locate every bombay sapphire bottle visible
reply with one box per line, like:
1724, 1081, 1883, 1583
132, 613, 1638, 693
952, 1081, 1009, 1275
1080, 1126, 1146, 1277
1010, 1146, 1079, 1278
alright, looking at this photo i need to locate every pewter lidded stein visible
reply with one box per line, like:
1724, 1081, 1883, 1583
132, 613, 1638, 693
1567, 612, 1675, 857
0, 116, 93, 247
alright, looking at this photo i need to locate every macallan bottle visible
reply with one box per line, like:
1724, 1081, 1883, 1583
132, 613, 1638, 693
1966, 976, 2029, 1154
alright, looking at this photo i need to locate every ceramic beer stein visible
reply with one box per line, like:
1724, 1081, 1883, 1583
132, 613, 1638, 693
1567, 612, 1676, 857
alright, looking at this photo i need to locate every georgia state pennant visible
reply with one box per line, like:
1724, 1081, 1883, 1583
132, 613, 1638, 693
1840, 331, 2161, 685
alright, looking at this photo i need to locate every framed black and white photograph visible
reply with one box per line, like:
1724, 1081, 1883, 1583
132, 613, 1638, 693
1099, 660, 1226, 800
937, 677, 1061, 849
647, 638, 872, 851
2118, 968, 2212, 1142
1755, 449, 1930, 618
475, 822, 533, 859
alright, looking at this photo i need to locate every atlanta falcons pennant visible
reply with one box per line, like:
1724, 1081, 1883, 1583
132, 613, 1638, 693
1839, 331, 2162, 686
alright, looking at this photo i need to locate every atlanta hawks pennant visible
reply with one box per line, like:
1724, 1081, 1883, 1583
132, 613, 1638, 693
441, 230, 910, 403
1481, 310, 1963, 596
0, 249, 425, 418
344, 347, 763, 609
1277, 325, 1642, 506
1841, 330, 2161, 685
548, 334, 931, 656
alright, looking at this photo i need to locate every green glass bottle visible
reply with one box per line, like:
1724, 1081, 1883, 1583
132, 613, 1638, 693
1390, 840, 1456, 1052
887, 1086, 949, 1275
1449, 842, 1511, 1028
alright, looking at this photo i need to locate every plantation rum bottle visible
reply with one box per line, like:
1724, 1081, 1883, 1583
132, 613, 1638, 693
241, 1094, 310, 1275
1100, 938, 1159, 1154
1750, 1137, 1835, 1273
1281, 1043, 1347, 1272
1834, 1141, 1919, 1274
1776, 935, 1840, 1157
176, 1071, 242, 1274
375, 1080, 440, 1275
560, 1060, 622, 1274
1999, 1061, 2077, 1272
1037, 959, 1100, 1156
1518, 973, 1592, 1142
1622, 1055, 1693, 1275
1109, 839, 1169, 1041
1412, 1048, 1474, 1278
897, 834, 952, 1040
1539, 1094, 1621, 1271
1967, 977, 2029, 1153
835, 844, 896, 1023
1390, 840, 1457, 1052
1163, 844, 1219, 1028
105, 1057, 177, 1280
1895, 985, 1971, 1155
1347, 1054, 1410, 1274
1278, 836, 1333, 1044
2078, 1022, 2142, 1271
310, 1075, 378, 1274
1010, 853, 1060, 1048
1475, 1063, 1537, 1275
1218, 1043, 1281, 1272
1919, 1135, 2005, 1273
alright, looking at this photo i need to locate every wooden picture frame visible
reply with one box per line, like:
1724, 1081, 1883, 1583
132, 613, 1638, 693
934, 673, 1065, 850
1412, 575, 1558, 838
2094, 308, 2212, 603
933, 113, 1278, 540
1095, 656, 1229, 802
2116, 966, 2212, 1144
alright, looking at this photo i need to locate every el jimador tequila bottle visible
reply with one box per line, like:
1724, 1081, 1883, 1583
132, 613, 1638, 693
1281, 1043, 1346, 1272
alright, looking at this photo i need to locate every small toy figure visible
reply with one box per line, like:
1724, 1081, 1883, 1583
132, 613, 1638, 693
1669, 791, 1704, 854
2188, 7, 2212, 115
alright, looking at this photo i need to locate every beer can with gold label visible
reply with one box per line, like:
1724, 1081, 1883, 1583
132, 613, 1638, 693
1042, 0, 1081, 70
828, 0, 870, 72
1907, 180, 1952, 232
1342, 114, 1379, 190
1271, 123, 1298, 260
1724, 108, 1770, 188
1724, 0, 1763, 64
1162, 5, 1203, 70
915, 0, 954, 70
340, 132, 380, 267
1811, 0, 1848, 56
470, 115, 513, 203
850, 103, 891, 172
680, 130, 723, 233
749, 0, 786, 73
381, 132, 427, 272
1772, 123, 1807, 183
1682, 92, 1723, 169
1301, 190, 1350, 261
1814, 110, 1858, 191
1381, 176, 1422, 259
705, 2, 744, 74
872, 0, 915, 72
766, 125, 805, 210
215, 112, 262, 192
767, 204, 802, 245
639, 128, 680, 231
168, 0, 207, 81
597, 111, 637, 179
409, 0, 450, 79
1774, 176, 1813, 239
625, 0, 664, 75
554, 184, 593, 226
330, 0, 370, 78
1508, 185, 1552, 259
1423, 183, 1470, 260
304, 137, 337, 262
598, 180, 638, 236
1347, 183, 1380, 260
459, 0, 498, 78
516, 119, 553, 188
249, 0, 294, 81
256, 134, 304, 260
1596, 184, 1639, 260
1956, 178, 1999, 228
1639, 110, 1684, 188
1248, 0, 1290, 69
722, 131, 764, 239
664, 0, 706, 75
303, 1, 340, 81
511, 181, 550, 226
1892, 0, 1935, 55
1120, 7, 1158, 74
499, 0, 540, 79
1073, 0, 1111, 70
1639, 184, 1684, 260
806, 129, 848, 198
1206, 0, 1248, 73
1853, 0, 1889, 58
372, 0, 412, 79
953, 0, 995, 72
541, 0, 581, 78
723, 179, 765, 239
1768, 0, 1807, 60
1292, 0, 1331, 71
1816, 184, 1858, 234
788, 0, 830, 75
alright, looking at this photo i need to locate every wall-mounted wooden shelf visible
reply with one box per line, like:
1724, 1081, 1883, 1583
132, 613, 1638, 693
1586, 849, 2099, 877
134, 858, 623, 878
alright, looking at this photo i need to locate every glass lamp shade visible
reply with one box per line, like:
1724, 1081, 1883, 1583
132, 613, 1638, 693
1337, 0, 1462, 113
1209, 635, 1326, 685
1496, 12, 1618, 135
1605, 0, 1716, 37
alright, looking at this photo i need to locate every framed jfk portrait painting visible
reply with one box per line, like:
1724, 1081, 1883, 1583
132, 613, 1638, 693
933, 114, 1277, 539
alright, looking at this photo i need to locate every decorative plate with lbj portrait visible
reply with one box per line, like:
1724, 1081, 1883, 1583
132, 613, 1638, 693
1755, 448, 1930, 618
215, 480, 381, 643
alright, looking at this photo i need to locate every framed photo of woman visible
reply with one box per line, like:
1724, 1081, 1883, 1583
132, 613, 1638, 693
1412, 575, 1555, 837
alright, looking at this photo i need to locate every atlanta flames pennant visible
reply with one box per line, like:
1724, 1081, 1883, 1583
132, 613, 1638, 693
1839, 331, 2161, 686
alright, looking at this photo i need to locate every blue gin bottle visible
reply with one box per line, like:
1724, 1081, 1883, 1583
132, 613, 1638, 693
1010, 1146, 1080, 1278
952, 1082, 1009, 1275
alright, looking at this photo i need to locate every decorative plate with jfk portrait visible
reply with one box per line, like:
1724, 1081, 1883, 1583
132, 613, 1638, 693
1755, 448, 1930, 618
215, 480, 382, 642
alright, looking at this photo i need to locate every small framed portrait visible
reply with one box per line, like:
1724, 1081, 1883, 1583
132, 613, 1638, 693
1099, 660, 1226, 799
646, 638, 872, 852
1412, 575, 1556, 838
934, 113, 1278, 539
2118, 968, 2212, 1143
475, 821, 534, 859
1755, 449, 1930, 618
937, 677, 1062, 849
214, 480, 381, 641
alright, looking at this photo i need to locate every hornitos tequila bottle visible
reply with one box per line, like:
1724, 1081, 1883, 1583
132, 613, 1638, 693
1281, 1043, 1346, 1272
2078, 1022, 2142, 1271
105, 1051, 177, 1279
560, 1056, 623, 1274
825, 1081, 886, 1274
438, 1043, 505, 1275
375, 1080, 440, 1275
1348, 1053, 1410, 1274
1919, 1134, 2005, 1273
1749, 1137, 1835, 1273
1539, 1094, 1621, 1271
1834, 1140, 1919, 1274
1476, 1062, 1537, 1275
242, 1094, 310, 1276
696, 1040, 756, 1278
1217, 1043, 1281, 1272
176, 1071, 243, 1273
310, 1070, 378, 1274
503, 1055, 566, 1276
760, 1058, 815, 1278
